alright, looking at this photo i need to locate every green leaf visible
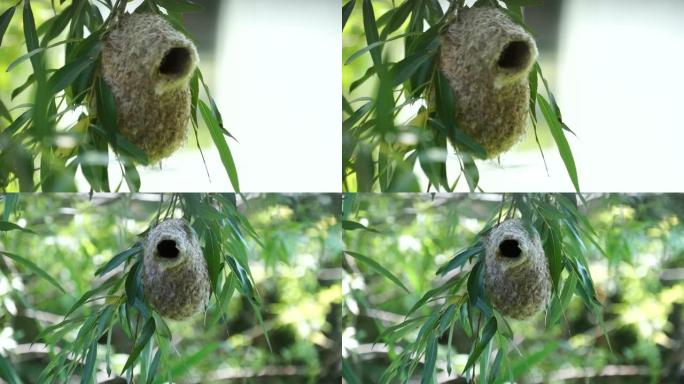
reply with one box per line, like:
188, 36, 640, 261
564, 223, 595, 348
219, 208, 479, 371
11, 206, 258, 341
48, 56, 95, 95
0, 221, 36, 234
342, 0, 356, 30
95, 77, 119, 137
342, 220, 380, 233
147, 349, 162, 384
2, 194, 18, 221
345, 250, 409, 292
548, 272, 577, 325
122, 317, 156, 374
0, 354, 22, 384
462, 153, 479, 192
80, 342, 97, 384
163, 342, 219, 381
0, 251, 65, 292
95, 243, 142, 276
203, 227, 222, 293
23, 0, 40, 71
493, 342, 559, 384
199, 100, 240, 192
391, 50, 435, 88
362, 0, 381, 67
41, 4, 75, 45
380, 0, 413, 39
0, 5, 16, 48
466, 260, 485, 304
538, 94, 579, 192
123, 162, 141, 192
156, 0, 202, 13
463, 317, 497, 373
436, 242, 484, 275
0, 99, 11, 122
421, 337, 438, 384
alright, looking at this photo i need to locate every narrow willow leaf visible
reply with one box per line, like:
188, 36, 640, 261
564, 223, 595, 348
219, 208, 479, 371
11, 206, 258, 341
41, 3, 74, 45
462, 153, 479, 192
342, 220, 380, 233
362, 0, 381, 66
537, 94, 579, 192
421, 337, 438, 384
23, 0, 41, 72
390, 50, 434, 87
95, 77, 118, 137
342, 0, 356, 29
156, 0, 202, 13
48, 56, 94, 95
203, 227, 222, 292
121, 317, 156, 374
123, 162, 141, 192
345, 250, 409, 292
463, 317, 497, 373
493, 341, 559, 384
0, 5, 16, 48
380, 0, 413, 39
2, 194, 19, 221
80, 342, 98, 384
0, 251, 65, 292
198, 100, 240, 191
164, 342, 219, 381
95, 243, 142, 276
0, 221, 36, 234
436, 242, 484, 275
0, 99, 11, 122
146, 349, 162, 384
548, 272, 577, 325
0, 354, 21, 384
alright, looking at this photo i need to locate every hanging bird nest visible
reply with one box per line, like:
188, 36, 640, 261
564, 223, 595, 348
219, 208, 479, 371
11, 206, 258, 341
439, 6, 538, 157
483, 219, 551, 319
142, 218, 209, 320
101, 13, 199, 162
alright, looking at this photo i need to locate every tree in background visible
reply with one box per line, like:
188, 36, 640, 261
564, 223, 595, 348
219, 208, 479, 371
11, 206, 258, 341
342, 194, 684, 383
342, 0, 578, 192
0, 193, 342, 383
0, 0, 238, 192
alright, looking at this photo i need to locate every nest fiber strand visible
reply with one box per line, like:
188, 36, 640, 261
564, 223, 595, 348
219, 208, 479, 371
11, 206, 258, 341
439, 7, 538, 157
142, 219, 209, 320
484, 219, 551, 319
102, 13, 198, 162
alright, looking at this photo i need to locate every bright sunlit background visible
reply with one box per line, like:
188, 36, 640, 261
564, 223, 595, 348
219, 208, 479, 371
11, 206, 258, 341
0, 0, 341, 192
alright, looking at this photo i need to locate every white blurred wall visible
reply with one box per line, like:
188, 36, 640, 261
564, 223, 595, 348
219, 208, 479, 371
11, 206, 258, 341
213, 0, 340, 192
556, 0, 684, 191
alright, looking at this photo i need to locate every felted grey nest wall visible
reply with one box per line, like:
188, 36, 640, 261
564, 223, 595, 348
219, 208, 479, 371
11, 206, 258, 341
101, 13, 198, 162
483, 219, 551, 319
142, 219, 209, 320
439, 7, 538, 157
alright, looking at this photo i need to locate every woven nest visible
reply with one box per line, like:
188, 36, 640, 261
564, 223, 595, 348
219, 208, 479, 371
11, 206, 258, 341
483, 219, 550, 319
439, 7, 538, 157
142, 219, 209, 320
101, 13, 198, 163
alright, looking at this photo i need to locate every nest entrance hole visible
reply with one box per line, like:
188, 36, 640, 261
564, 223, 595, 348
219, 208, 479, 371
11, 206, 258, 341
497, 41, 531, 71
159, 47, 192, 78
499, 239, 522, 258
157, 239, 180, 259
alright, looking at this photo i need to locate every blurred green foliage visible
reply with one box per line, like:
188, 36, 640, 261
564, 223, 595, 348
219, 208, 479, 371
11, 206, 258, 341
0, 193, 342, 383
342, 193, 684, 383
